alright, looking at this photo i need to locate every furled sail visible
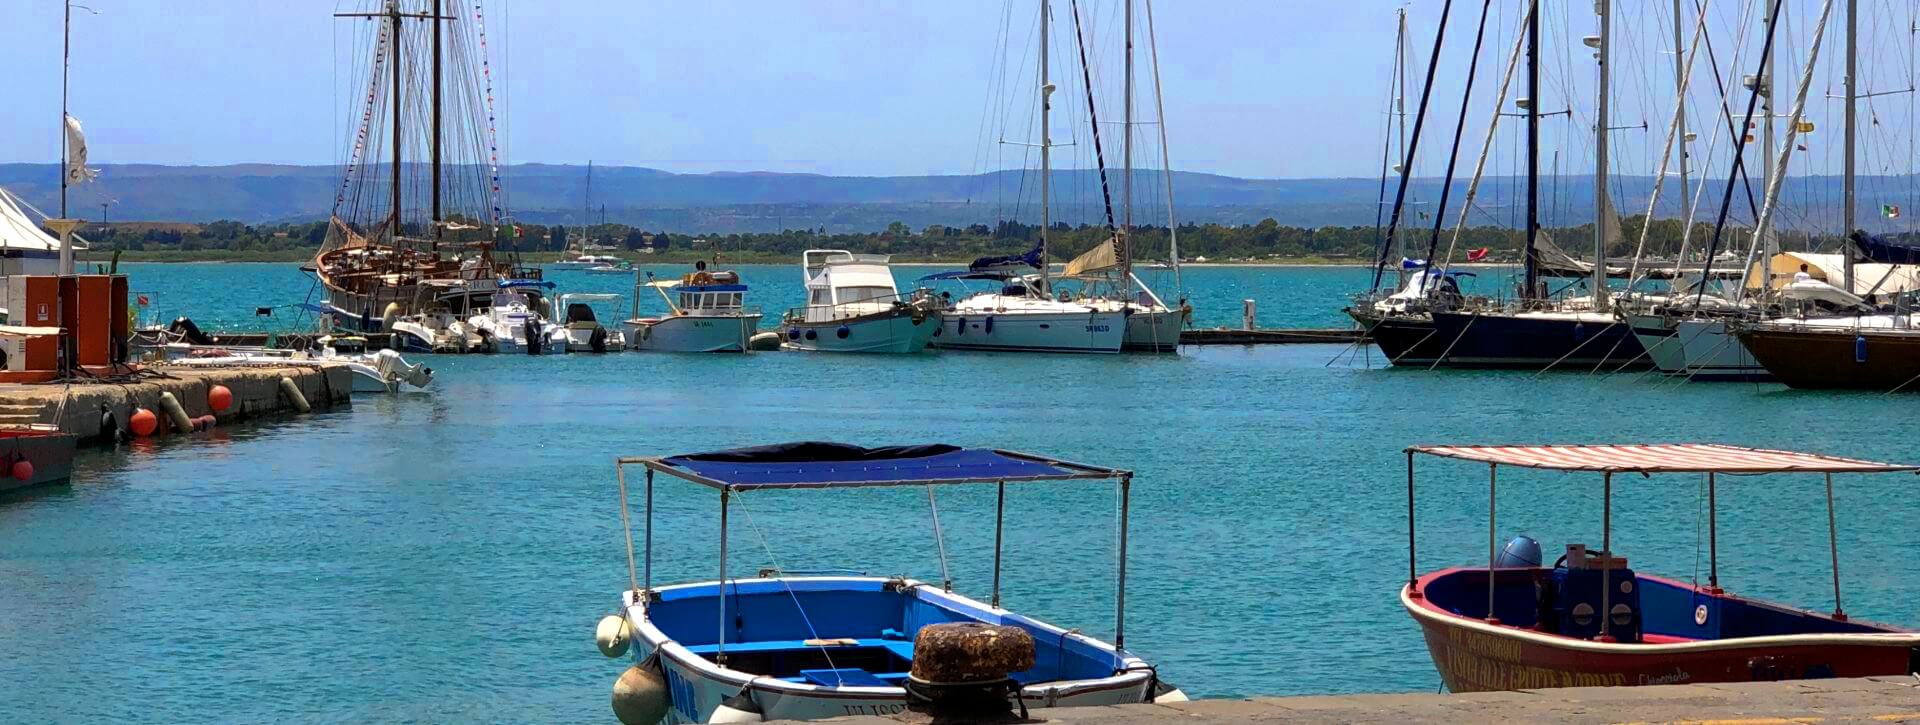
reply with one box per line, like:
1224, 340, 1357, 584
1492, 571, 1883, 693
1063, 235, 1121, 276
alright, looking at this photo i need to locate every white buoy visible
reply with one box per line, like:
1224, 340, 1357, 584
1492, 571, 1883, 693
596, 615, 632, 658
157, 392, 193, 434
710, 688, 764, 723
611, 664, 670, 725
279, 377, 312, 414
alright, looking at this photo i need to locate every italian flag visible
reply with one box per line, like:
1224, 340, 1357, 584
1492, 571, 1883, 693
1884, 204, 1902, 219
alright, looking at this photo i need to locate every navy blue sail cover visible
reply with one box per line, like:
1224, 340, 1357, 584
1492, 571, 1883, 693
656, 442, 1113, 489
1850, 230, 1920, 265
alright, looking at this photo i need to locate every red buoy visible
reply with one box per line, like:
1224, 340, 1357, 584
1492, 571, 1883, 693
11, 459, 32, 482
129, 408, 159, 437
208, 385, 235, 413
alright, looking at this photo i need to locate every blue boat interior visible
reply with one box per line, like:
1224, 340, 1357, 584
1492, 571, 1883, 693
649, 578, 1122, 687
1421, 564, 1905, 644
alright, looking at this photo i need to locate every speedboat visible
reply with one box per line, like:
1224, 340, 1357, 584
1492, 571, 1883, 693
596, 442, 1184, 723
386, 280, 487, 354
780, 249, 940, 353
466, 281, 561, 355
1402, 442, 1920, 692
623, 268, 761, 353
586, 260, 635, 275
551, 252, 626, 270
922, 261, 1124, 354
555, 293, 627, 353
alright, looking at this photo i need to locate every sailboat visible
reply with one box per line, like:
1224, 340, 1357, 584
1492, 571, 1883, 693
1425, 0, 1649, 370
926, 0, 1125, 355
309, 0, 537, 336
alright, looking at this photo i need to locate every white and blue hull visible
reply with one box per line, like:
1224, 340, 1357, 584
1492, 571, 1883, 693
625, 314, 761, 353
933, 310, 1126, 354
1631, 315, 1769, 382
622, 578, 1163, 724
783, 310, 939, 353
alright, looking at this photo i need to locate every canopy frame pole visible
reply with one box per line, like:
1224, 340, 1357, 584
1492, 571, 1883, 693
992, 480, 1006, 608
645, 469, 655, 594
1600, 471, 1615, 642
1707, 472, 1719, 592
927, 485, 953, 591
1407, 451, 1420, 595
717, 488, 730, 665
1825, 473, 1846, 620
617, 463, 640, 598
1116, 473, 1132, 651
1486, 463, 1499, 623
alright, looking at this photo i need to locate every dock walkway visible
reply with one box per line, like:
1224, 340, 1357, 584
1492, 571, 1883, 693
0, 364, 352, 441
779, 677, 1920, 723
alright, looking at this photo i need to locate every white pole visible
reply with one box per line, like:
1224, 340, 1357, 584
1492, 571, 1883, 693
1842, 0, 1857, 291
1144, 0, 1181, 291
1592, 0, 1613, 309
1122, 0, 1134, 292
1039, 0, 1053, 295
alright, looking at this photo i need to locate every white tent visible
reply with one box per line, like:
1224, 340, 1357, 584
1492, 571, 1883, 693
0, 188, 62, 253
1750, 252, 1920, 297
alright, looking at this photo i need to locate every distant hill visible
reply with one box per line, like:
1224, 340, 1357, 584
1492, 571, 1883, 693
0, 162, 1897, 234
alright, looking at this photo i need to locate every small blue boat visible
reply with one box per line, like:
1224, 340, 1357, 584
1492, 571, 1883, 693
600, 442, 1182, 723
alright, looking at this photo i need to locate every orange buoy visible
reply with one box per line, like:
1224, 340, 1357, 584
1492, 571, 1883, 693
11, 459, 32, 481
129, 408, 159, 437
208, 385, 234, 412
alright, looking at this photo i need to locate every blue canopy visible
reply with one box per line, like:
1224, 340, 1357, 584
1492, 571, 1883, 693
649, 441, 1121, 490
1850, 230, 1920, 265
918, 270, 1012, 282
500, 279, 557, 290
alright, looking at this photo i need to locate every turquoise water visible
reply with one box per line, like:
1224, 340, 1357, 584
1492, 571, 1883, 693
6, 263, 1920, 721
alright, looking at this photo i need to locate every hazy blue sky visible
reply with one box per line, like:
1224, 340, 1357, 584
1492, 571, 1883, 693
0, 1, 1462, 179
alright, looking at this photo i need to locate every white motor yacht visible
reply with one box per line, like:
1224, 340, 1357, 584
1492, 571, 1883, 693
466, 282, 562, 354
554, 293, 626, 353
780, 249, 941, 353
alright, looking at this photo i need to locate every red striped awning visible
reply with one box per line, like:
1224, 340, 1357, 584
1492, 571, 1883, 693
1407, 444, 1917, 474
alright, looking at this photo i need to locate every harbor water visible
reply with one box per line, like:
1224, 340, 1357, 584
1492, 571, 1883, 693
6, 263, 1920, 721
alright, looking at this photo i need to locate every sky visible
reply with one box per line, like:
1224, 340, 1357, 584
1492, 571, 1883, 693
0, 1, 1444, 179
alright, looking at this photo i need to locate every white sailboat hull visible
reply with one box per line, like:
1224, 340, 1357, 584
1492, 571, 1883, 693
933, 309, 1126, 354
1674, 318, 1768, 381
1122, 308, 1185, 352
625, 314, 761, 353
1627, 314, 1690, 374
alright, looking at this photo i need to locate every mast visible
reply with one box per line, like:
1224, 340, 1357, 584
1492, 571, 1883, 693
431, 0, 443, 244
1039, 0, 1053, 293
1143, 0, 1181, 291
1759, 4, 1777, 265
1523, 0, 1540, 301
586, 160, 594, 231
1672, 0, 1692, 231
389, 0, 403, 238
1591, 0, 1612, 309
1842, 0, 1857, 290
60, 0, 71, 220
1121, 0, 1134, 290
1394, 9, 1410, 288
1368, 0, 1458, 292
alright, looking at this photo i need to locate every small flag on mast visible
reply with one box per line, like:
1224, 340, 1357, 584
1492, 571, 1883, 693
1884, 204, 1902, 220
63, 114, 99, 185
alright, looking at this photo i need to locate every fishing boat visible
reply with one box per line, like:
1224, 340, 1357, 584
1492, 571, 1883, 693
624, 268, 761, 353
1402, 443, 1920, 692
466, 281, 562, 355
0, 426, 76, 493
780, 250, 939, 353
597, 441, 1182, 723
554, 293, 626, 353
310, 0, 537, 333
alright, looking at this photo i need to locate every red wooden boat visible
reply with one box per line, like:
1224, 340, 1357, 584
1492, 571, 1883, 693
0, 425, 76, 493
1401, 443, 1920, 692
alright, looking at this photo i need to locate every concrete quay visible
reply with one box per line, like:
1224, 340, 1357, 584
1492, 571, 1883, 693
0, 364, 352, 442
783, 677, 1920, 723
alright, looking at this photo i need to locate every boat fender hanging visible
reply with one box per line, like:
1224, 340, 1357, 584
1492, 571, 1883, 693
208, 384, 234, 413
956, 317, 966, 335
984, 316, 994, 334
835, 325, 850, 339
10, 457, 32, 482
97, 406, 121, 445
129, 407, 159, 437
595, 614, 631, 658
381, 302, 402, 332
710, 687, 765, 723
1855, 335, 1868, 363
788, 328, 801, 341
190, 414, 217, 432
279, 377, 313, 414
1573, 323, 1587, 342
932, 326, 942, 337
804, 329, 817, 341
157, 392, 193, 434
610, 657, 671, 725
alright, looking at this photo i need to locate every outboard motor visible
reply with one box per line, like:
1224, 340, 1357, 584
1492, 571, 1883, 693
1495, 535, 1542, 568
169, 316, 215, 346
523, 319, 542, 355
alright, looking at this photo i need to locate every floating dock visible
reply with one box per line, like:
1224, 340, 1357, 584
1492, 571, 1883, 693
778, 676, 1920, 723
1180, 327, 1366, 345
0, 364, 353, 443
